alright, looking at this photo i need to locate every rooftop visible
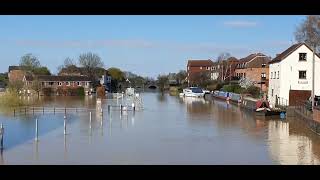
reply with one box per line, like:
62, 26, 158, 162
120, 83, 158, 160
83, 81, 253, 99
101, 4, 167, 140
187, 59, 214, 67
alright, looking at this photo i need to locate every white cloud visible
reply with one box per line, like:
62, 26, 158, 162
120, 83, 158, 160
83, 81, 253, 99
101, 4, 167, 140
223, 20, 258, 28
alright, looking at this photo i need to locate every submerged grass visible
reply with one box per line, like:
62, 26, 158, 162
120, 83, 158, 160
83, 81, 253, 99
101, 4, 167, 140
0, 90, 26, 107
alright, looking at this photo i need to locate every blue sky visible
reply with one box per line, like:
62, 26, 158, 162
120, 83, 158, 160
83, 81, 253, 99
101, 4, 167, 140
0, 15, 305, 78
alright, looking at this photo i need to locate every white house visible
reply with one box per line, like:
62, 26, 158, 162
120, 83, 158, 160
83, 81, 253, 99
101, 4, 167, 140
268, 43, 320, 107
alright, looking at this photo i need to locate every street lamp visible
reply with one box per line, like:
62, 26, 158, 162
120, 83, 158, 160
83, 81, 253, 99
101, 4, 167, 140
260, 74, 263, 98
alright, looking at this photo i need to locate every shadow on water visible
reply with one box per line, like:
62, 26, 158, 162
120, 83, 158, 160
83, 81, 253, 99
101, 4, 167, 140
0, 95, 94, 151
0, 113, 77, 151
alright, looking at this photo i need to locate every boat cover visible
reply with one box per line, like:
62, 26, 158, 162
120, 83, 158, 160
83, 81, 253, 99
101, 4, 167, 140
256, 100, 270, 109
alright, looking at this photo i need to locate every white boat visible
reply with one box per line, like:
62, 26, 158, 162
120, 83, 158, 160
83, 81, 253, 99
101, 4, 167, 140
181, 87, 205, 98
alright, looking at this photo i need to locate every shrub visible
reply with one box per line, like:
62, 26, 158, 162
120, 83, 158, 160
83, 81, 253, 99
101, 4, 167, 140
0, 90, 25, 107
76, 87, 85, 96
222, 84, 244, 94
42, 87, 53, 96
243, 85, 260, 98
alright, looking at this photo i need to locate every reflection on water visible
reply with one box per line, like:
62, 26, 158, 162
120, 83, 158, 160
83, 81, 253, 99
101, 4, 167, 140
0, 93, 320, 164
268, 119, 320, 165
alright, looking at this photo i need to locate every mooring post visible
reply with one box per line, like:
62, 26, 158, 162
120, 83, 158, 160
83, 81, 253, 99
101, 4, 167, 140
42, 106, 44, 114
65, 107, 66, 116
25, 107, 27, 115
108, 105, 110, 113
53, 107, 55, 114
120, 104, 123, 112
89, 111, 92, 130
0, 123, 4, 150
64, 115, 67, 135
76, 107, 77, 113
35, 118, 39, 141
33, 107, 34, 115
13, 109, 15, 117
132, 103, 135, 112
101, 109, 103, 117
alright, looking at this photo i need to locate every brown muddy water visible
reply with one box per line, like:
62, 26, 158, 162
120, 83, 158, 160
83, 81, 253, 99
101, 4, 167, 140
0, 92, 320, 165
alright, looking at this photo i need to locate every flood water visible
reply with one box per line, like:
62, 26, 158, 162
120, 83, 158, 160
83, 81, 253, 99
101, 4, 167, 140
1, 92, 320, 165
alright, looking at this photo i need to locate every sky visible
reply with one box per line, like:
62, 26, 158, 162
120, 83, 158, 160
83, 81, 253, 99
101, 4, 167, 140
0, 15, 306, 78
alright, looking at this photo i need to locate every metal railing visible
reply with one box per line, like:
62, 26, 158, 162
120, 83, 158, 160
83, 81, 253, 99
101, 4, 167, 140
275, 97, 289, 108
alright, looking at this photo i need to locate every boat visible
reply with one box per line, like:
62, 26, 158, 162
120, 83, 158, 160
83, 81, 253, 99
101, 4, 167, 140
125, 87, 135, 96
241, 96, 285, 116
213, 90, 230, 101
180, 87, 205, 98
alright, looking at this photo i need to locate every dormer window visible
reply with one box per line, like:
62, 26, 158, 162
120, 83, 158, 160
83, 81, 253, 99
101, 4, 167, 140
299, 53, 307, 61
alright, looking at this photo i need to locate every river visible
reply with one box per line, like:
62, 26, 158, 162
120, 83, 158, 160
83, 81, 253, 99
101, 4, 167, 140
0, 92, 320, 164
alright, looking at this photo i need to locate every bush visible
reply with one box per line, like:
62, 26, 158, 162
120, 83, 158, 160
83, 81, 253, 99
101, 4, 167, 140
243, 85, 260, 98
56, 87, 85, 96
96, 86, 105, 97
76, 87, 85, 96
222, 84, 244, 94
42, 87, 53, 96
0, 90, 25, 107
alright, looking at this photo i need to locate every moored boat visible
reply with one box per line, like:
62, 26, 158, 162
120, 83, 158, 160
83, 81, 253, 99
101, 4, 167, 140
180, 87, 205, 98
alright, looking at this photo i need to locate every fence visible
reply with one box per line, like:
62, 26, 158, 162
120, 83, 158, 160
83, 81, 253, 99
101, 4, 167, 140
10, 104, 139, 117
275, 97, 289, 108
294, 100, 313, 119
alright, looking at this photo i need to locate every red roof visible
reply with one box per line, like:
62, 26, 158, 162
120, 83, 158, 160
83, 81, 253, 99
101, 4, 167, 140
187, 59, 214, 67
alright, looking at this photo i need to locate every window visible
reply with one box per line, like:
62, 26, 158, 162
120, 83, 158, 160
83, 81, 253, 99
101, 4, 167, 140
262, 63, 266, 68
206, 67, 210, 70
299, 71, 307, 79
271, 72, 273, 79
66, 82, 70, 86
271, 89, 274, 97
277, 71, 279, 79
58, 82, 62, 86
261, 73, 266, 78
77, 82, 81, 86
244, 73, 246, 78
299, 53, 307, 61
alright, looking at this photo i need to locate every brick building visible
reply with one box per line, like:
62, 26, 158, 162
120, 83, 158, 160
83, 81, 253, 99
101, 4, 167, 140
234, 53, 271, 92
8, 66, 28, 83
22, 75, 92, 96
187, 59, 214, 85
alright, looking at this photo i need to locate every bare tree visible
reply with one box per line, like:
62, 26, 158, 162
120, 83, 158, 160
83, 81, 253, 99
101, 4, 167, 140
78, 52, 104, 81
31, 79, 42, 98
217, 52, 231, 62
216, 52, 231, 81
295, 15, 320, 50
20, 53, 41, 71
64, 57, 76, 68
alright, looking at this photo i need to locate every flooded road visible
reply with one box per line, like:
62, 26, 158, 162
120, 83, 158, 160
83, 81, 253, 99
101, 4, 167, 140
0, 92, 320, 164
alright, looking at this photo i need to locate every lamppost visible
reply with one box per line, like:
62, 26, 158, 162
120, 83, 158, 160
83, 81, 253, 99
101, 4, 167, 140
260, 74, 263, 98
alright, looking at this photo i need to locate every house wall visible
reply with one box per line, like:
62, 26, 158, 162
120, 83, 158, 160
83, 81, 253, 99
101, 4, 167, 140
187, 65, 213, 84
268, 45, 320, 107
23, 80, 91, 96
8, 70, 25, 83
268, 63, 281, 106
235, 67, 269, 92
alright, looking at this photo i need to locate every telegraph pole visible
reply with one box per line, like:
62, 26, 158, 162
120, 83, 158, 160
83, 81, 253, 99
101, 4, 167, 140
312, 45, 316, 111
